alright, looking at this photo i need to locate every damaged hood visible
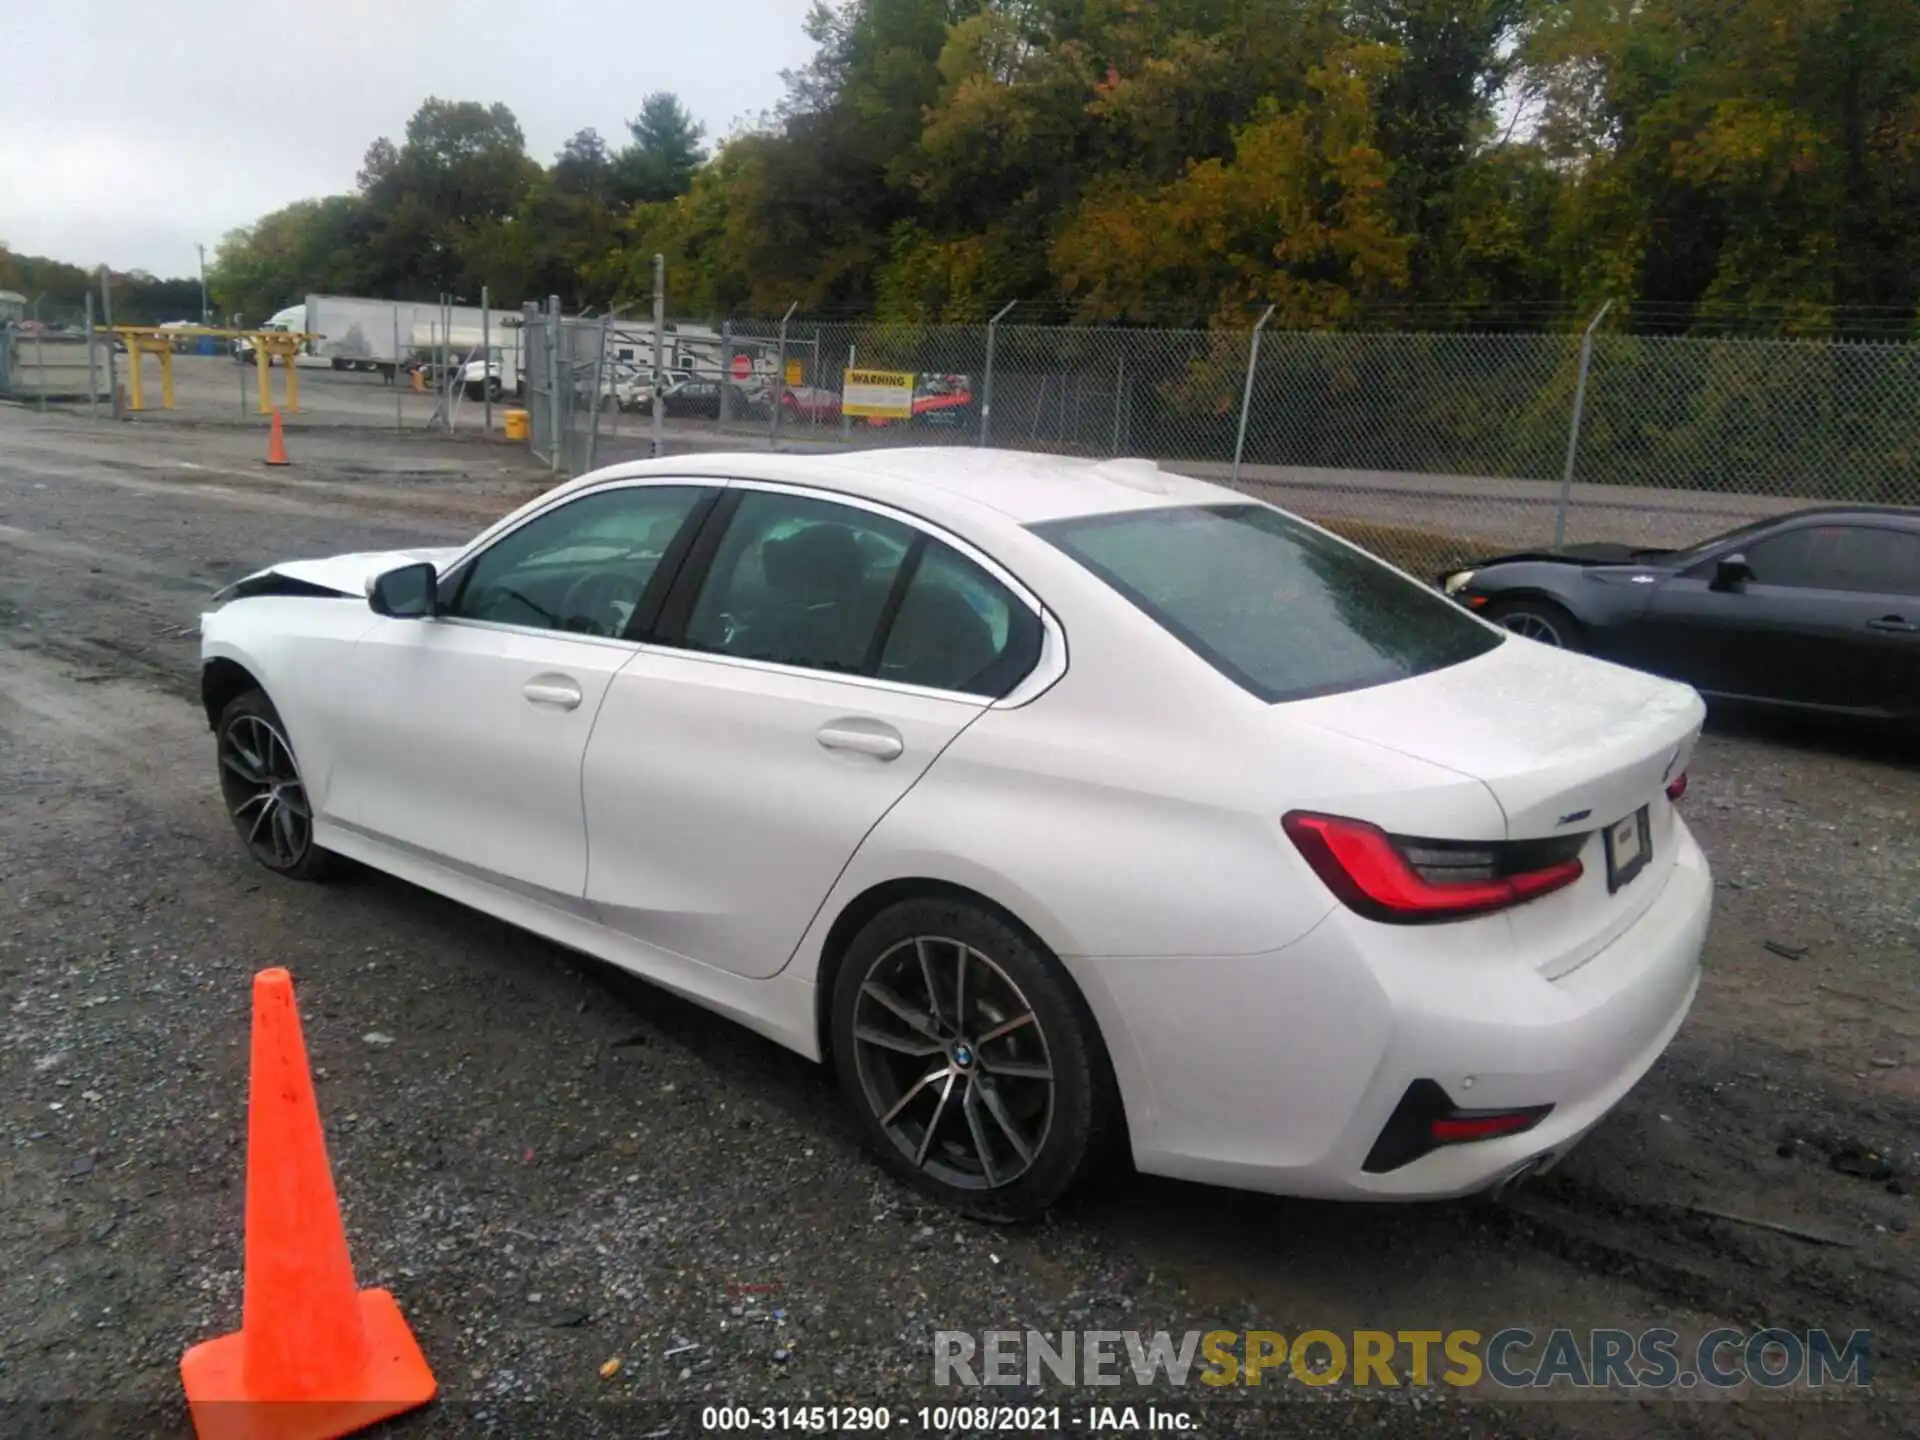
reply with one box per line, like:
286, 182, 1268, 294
214, 546, 466, 602
1434, 542, 1676, 584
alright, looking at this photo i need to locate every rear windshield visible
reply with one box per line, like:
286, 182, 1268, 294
1034, 503, 1502, 703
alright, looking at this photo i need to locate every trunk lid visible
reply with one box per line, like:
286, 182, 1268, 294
1291, 636, 1702, 840
1287, 636, 1705, 979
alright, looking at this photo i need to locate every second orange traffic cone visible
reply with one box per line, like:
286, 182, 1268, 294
179, 968, 436, 1440
264, 409, 290, 467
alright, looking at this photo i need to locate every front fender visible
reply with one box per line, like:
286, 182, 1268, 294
200, 596, 378, 812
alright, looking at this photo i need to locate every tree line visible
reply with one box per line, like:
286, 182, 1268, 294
0, 247, 202, 328
42, 0, 1920, 337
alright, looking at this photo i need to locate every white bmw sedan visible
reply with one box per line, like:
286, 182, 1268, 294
199, 448, 1711, 1218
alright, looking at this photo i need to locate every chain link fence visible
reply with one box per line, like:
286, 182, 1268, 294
0, 298, 105, 410
481, 296, 1920, 583
31, 267, 1917, 585
578, 316, 1911, 579
522, 302, 616, 478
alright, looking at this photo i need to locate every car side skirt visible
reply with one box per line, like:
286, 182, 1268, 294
315, 817, 822, 1061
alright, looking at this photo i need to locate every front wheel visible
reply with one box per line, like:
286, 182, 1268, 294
215, 689, 340, 881
831, 898, 1120, 1221
1487, 598, 1584, 650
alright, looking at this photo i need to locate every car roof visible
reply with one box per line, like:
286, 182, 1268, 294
573, 447, 1242, 529
1772, 504, 1920, 524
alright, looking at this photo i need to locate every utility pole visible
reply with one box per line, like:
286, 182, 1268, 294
195, 244, 210, 325
651, 254, 666, 458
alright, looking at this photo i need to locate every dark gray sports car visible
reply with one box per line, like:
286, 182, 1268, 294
1437, 506, 1919, 731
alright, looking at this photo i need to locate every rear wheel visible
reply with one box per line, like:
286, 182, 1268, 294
831, 898, 1119, 1221
1487, 599, 1583, 650
215, 689, 339, 881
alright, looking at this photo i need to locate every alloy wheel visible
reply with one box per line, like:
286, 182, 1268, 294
851, 936, 1055, 1191
218, 712, 313, 869
1499, 611, 1564, 646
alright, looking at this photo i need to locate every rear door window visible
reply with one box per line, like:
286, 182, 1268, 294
1741, 525, 1920, 593
1036, 503, 1501, 703
674, 490, 1043, 695
875, 542, 1041, 697
1856, 529, 1920, 596
680, 491, 917, 676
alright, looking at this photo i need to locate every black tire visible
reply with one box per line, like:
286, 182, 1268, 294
215, 688, 340, 882
1486, 598, 1584, 651
485, 377, 503, 401
830, 897, 1121, 1221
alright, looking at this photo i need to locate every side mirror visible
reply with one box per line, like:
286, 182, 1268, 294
1710, 553, 1753, 591
367, 562, 438, 619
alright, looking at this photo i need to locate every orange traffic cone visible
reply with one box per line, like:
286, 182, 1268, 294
180, 969, 435, 1440
264, 410, 290, 467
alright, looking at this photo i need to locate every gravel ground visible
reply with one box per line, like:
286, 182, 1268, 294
1, 407, 1916, 1439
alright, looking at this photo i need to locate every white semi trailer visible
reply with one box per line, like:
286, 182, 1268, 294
236, 295, 524, 388
306, 295, 525, 385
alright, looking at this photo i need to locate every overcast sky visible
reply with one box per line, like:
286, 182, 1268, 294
1, 0, 819, 277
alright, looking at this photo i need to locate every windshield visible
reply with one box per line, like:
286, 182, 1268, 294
1035, 503, 1503, 703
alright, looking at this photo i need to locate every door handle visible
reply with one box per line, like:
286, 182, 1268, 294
523, 675, 583, 710
817, 721, 904, 760
1866, 616, 1915, 633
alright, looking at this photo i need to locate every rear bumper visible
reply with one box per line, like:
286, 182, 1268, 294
1068, 815, 1711, 1200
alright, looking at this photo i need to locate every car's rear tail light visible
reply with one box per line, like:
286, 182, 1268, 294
1665, 770, 1688, 802
1364, 1079, 1555, 1172
1282, 812, 1585, 924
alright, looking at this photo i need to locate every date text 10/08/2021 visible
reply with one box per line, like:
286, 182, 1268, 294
701, 1406, 1194, 1433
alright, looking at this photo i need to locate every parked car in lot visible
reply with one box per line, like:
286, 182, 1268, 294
566, 368, 634, 411
652, 377, 770, 420
1439, 505, 1920, 733
460, 347, 521, 401
864, 374, 978, 431
778, 385, 841, 422
608, 371, 654, 412
199, 449, 1711, 1218
157, 319, 203, 354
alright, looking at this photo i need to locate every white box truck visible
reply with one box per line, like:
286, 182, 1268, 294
237, 296, 525, 390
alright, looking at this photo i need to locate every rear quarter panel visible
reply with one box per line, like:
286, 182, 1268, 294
782, 578, 1510, 976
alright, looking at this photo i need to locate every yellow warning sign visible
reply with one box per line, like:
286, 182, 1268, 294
842, 368, 915, 419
